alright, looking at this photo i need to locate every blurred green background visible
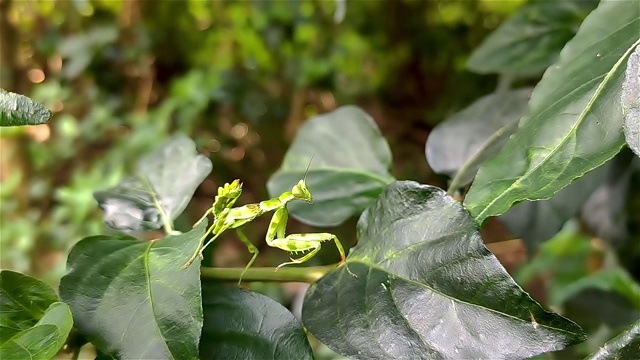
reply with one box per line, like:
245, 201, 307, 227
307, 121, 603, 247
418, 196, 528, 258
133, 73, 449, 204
1, 0, 522, 284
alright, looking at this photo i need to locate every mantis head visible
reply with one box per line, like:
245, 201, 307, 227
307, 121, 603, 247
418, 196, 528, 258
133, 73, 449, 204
291, 155, 314, 203
291, 179, 313, 203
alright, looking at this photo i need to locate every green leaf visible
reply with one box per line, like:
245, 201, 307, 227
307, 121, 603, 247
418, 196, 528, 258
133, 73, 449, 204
267, 106, 395, 227
93, 133, 212, 232
465, 0, 640, 224
556, 268, 640, 309
0, 89, 52, 127
426, 88, 532, 187
58, 222, 207, 359
0, 270, 60, 342
622, 43, 640, 157
586, 319, 640, 360
0, 302, 73, 360
199, 282, 313, 360
303, 181, 586, 359
467, 0, 598, 76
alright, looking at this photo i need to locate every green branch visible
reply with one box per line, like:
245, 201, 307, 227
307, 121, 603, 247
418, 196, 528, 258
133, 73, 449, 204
200, 264, 338, 283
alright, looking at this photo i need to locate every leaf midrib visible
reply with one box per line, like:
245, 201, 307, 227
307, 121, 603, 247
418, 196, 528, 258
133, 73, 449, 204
474, 36, 640, 222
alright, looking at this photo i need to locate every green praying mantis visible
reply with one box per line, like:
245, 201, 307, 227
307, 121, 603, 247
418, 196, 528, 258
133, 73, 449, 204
182, 161, 352, 282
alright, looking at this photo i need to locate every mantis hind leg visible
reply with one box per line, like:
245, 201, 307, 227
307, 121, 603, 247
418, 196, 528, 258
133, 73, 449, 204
236, 227, 259, 285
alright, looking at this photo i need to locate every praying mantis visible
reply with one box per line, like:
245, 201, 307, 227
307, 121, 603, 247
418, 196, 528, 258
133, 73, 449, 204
182, 161, 351, 283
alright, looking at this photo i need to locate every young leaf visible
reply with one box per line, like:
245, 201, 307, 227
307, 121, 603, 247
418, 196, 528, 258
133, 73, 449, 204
58, 222, 207, 359
303, 181, 586, 359
622, 43, 640, 157
0, 270, 60, 342
585, 319, 640, 360
0, 89, 52, 127
465, 0, 640, 224
467, 0, 598, 76
267, 106, 395, 227
0, 302, 73, 359
199, 282, 313, 360
425, 88, 532, 187
93, 133, 212, 232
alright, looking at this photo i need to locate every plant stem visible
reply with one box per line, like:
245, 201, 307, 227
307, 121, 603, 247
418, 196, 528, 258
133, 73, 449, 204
200, 264, 338, 283
447, 120, 519, 196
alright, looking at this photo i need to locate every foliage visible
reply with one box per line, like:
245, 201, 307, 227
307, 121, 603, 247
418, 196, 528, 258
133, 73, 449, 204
1, 0, 639, 359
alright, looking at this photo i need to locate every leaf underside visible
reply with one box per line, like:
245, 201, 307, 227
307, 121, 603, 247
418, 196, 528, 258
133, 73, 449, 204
622, 43, 640, 157
0, 88, 52, 127
267, 105, 395, 227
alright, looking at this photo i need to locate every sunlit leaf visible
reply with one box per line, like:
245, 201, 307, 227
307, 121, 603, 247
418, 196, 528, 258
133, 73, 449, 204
93, 133, 212, 232
303, 181, 585, 359
465, 0, 640, 224
586, 319, 640, 360
267, 106, 395, 227
58, 222, 206, 359
468, 0, 598, 76
0, 302, 73, 360
0, 270, 60, 342
0, 89, 52, 127
426, 88, 532, 187
199, 282, 313, 359
622, 43, 640, 157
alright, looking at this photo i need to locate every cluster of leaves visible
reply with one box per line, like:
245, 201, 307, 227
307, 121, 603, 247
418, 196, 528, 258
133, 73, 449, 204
2, 0, 640, 359
1, 0, 501, 283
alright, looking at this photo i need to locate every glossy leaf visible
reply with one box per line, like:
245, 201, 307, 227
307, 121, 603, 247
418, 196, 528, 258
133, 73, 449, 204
58, 222, 207, 359
622, 43, 640, 157
93, 133, 212, 232
465, 0, 640, 224
267, 106, 395, 227
467, 0, 598, 76
199, 282, 313, 360
0, 270, 60, 342
0, 89, 52, 127
499, 162, 608, 253
426, 88, 532, 187
303, 181, 586, 359
586, 319, 640, 360
0, 302, 73, 359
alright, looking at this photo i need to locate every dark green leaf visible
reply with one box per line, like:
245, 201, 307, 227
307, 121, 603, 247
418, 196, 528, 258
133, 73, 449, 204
0, 302, 73, 360
0, 270, 59, 342
93, 133, 212, 232
586, 319, 640, 360
303, 181, 585, 359
0, 89, 52, 127
499, 162, 608, 253
199, 282, 313, 360
622, 44, 640, 157
267, 106, 395, 227
465, 0, 640, 224
426, 88, 532, 187
58, 222, 207, 359
467, 0, 598, 76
